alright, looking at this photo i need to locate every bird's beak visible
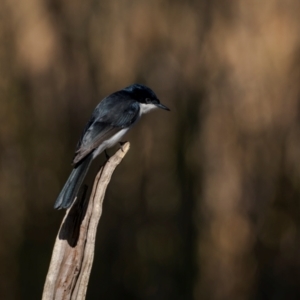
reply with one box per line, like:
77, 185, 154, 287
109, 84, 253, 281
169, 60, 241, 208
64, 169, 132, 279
156, 103, 170, 111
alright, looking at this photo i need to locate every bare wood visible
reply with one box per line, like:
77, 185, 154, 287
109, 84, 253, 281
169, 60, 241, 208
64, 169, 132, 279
42, 142, 130, 300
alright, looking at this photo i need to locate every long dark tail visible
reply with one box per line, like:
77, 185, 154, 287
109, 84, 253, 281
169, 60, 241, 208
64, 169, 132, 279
54, 154, 93, 209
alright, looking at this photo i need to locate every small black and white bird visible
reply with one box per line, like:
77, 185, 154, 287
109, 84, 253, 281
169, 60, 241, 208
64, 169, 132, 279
54, 84, 170, 209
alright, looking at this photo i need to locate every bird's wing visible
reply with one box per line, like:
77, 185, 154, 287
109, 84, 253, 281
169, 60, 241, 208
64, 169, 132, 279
73, 124, 120, 165
73, 99, 140, 165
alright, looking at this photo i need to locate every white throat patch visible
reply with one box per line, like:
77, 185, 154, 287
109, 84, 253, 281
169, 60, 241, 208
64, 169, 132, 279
139, 103, 157, 115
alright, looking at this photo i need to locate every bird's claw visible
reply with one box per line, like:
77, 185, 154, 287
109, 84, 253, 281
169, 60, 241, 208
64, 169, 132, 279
119, 141, 126, 152
104, 150, 110, 160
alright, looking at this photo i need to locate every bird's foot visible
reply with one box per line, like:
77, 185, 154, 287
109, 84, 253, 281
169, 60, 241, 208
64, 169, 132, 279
104, 150, 110, 160
119, 141, 127, 152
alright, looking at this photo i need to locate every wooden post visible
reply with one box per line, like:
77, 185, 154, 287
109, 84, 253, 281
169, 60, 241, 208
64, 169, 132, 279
42, 142, 130, 300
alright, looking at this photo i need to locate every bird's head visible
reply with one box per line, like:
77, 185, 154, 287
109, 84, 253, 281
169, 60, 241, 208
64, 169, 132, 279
124, 84, 170, 113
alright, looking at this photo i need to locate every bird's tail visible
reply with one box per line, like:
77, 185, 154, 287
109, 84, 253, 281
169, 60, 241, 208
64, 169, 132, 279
54, 154, 93, 209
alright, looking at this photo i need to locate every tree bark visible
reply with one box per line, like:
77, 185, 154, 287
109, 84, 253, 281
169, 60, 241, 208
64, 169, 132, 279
42, 142, 130, 300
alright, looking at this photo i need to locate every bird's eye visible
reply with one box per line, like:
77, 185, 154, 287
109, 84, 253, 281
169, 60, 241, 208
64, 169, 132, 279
145, 98, 151, 104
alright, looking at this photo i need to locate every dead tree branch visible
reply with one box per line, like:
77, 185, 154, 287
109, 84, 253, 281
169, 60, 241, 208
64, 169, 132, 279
42, 142, 130, 300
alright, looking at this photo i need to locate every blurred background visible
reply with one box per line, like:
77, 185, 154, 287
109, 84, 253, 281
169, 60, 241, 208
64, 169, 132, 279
1, 0, 300, 299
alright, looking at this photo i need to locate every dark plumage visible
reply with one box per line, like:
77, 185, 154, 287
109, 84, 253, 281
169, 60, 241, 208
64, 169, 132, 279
54, 84, 169, 209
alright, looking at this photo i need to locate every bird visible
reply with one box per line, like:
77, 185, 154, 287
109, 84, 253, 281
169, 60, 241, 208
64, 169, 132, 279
54, 83, 170, 209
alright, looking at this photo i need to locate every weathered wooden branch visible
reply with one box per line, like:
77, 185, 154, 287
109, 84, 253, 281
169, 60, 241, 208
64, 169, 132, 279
42, 142, 130, 300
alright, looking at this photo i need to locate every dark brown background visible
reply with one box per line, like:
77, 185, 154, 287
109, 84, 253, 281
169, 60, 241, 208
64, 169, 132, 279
1, 1, 300, 299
